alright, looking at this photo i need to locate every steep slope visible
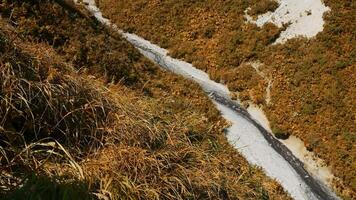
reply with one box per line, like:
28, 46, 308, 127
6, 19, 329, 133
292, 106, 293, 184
95, 0, 355, 198
0, 1, 291, 199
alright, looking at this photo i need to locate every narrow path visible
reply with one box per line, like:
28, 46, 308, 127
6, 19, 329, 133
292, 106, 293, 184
72, 0, 340, 199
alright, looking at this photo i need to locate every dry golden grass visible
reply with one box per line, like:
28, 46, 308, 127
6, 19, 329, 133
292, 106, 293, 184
95, 0, 355, 198
0, 1, 291, 199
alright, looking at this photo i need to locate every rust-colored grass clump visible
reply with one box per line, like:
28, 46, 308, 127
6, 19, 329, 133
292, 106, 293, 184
0, 1, 290, 199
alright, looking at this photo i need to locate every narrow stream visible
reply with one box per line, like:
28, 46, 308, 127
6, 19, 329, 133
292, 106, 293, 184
75, 0, 339, 199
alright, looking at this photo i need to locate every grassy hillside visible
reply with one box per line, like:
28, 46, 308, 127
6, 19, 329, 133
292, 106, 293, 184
96, 0, 355, 198
0, 1, 291, 199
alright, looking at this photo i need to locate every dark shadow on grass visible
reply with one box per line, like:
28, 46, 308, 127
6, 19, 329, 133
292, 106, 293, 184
2, 174, 94, 200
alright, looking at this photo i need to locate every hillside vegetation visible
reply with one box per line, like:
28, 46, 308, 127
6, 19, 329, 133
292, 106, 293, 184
0, 1, 291, 199
96, 0, 355, 199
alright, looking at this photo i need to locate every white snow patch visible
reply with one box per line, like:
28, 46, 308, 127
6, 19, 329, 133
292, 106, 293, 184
245, 0, 330, 44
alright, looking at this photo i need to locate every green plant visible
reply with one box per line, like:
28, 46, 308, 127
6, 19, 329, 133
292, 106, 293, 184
271, 124, 290, 140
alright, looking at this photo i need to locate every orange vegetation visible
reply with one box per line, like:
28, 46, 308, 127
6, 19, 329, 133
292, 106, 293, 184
96, 0, 355, 198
